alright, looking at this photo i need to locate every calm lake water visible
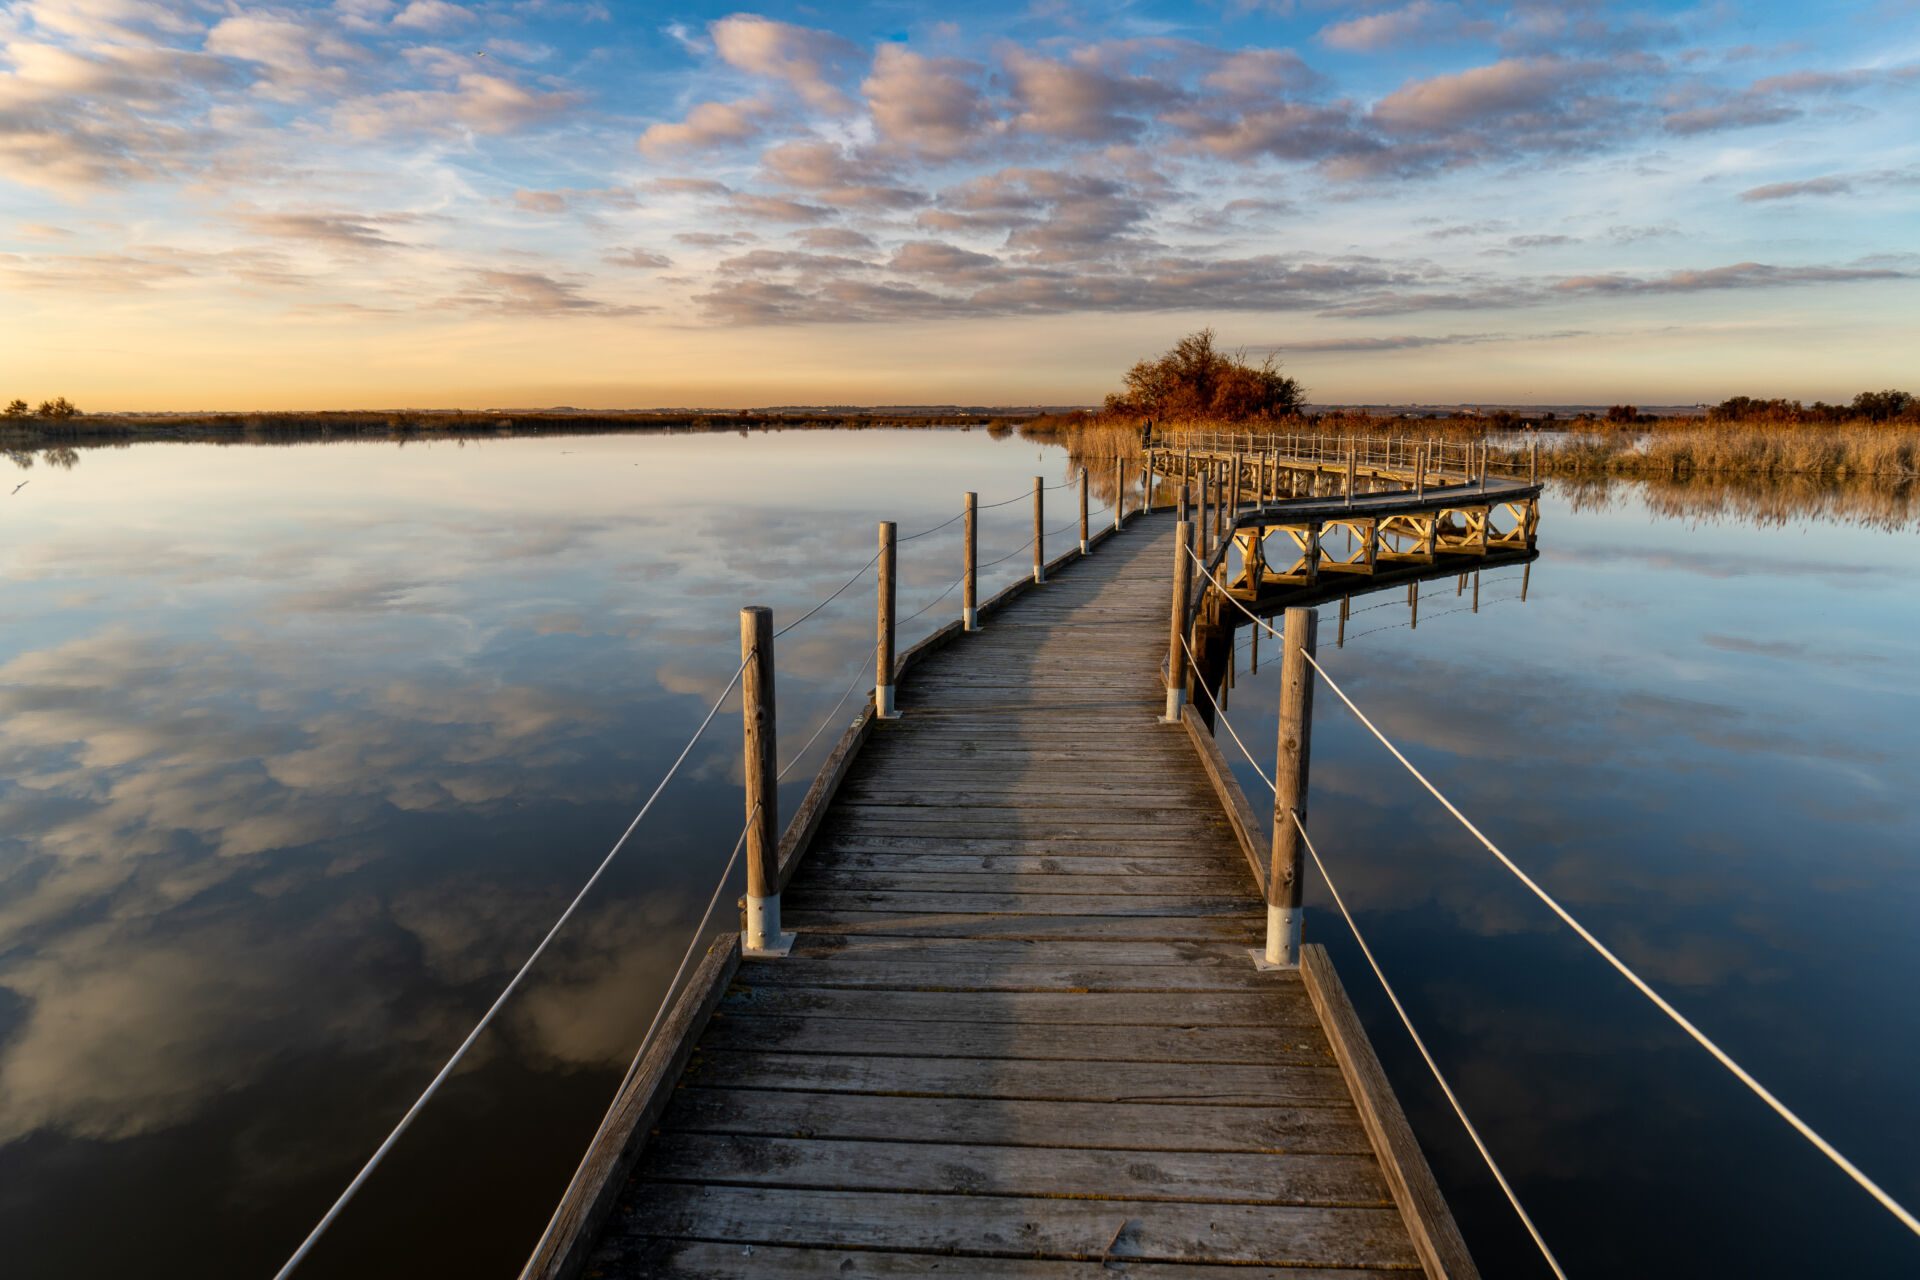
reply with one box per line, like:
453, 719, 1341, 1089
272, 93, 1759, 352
0, 430, 1914, 1277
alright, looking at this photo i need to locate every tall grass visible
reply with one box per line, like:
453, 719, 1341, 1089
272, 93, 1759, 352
1035, 411, 1920, 481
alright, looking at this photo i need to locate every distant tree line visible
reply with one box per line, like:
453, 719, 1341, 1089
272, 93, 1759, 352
3, 397, 80, 419
1708, 391, 1916, 425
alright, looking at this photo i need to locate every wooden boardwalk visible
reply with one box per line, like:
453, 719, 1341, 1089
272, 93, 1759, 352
553, 515, 1470, 1278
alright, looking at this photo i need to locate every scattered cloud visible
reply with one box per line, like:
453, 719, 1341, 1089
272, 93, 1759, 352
1739, 165, 1920, 202
1321, 1, 1493, 53
710, 14, 861, 113
638, 97, 771, 156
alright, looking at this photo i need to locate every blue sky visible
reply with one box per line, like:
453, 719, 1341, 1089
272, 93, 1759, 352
1, 0, 1917, 408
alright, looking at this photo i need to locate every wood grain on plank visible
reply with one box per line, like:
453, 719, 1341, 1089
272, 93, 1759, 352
658, 1087, 1374, 1154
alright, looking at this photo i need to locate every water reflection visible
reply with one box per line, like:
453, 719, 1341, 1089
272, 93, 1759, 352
0, 429, 1082, 1279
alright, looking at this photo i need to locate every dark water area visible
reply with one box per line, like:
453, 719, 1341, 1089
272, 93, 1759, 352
0, 430, 1914, 1276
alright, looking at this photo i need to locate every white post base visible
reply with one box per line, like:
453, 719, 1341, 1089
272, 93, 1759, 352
1079, 539, 1089, 555
1032, 566, 1045, 584
962, 606, 979, 632
1160, 687, 1185, 724
875, 683, 898, 719
743, 893, 796, 958
1249, 904, 1300, 970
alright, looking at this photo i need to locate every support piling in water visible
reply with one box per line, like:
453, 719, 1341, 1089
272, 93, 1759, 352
740, 606, 792, 957
1079, 467, 1090, 555
875, 521, 897, 720
1032, 476, 1046, 584
1162, 520, 1193, 723
962, 492, 979, 631
1255, 606, 1315, 970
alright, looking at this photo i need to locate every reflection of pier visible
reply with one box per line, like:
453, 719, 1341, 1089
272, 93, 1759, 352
1144, 431, 1541, 728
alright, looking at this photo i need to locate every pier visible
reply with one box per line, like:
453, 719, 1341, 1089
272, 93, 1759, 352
520, 438, 1511, 1278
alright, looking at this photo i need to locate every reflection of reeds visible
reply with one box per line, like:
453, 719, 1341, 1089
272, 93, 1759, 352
1524, 475, 1918, 532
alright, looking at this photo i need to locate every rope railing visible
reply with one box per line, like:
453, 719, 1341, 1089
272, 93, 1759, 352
271, 654, 753, 1279
1288, 809, 1570, 1279
777, 651, 875, 782
774, 550, 881, 638
774, 473, 1093, 640
518, 804, 755, 1272
1178, 537, 1920, 1244
1176, 600, 1562, 1272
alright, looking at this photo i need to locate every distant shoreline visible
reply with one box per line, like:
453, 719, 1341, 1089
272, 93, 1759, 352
0, 410, 1039, 449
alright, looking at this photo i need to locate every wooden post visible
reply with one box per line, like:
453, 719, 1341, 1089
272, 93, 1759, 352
1479, 440, 1489, 493
1529, 439, 1538, 485
1163, 521, 1193, 722
962, 491, 979, 631
740, 606, 790, 956
1260, 606, 1316, 969
1031, 475, 1045, 584
1338, 595, 1349, 647
1178, 479, 1190, 525
875, 521, 897, 718
1229, 454, 1241, 520
1199, 467, 1213, 558
1415, 443, 1426, 500
1078, 467, 1090, 554
1345, 444, 1356, 508
1522, 561, 1531, 603
1410, 579, 1420, 630
1120, 454, 1130, 527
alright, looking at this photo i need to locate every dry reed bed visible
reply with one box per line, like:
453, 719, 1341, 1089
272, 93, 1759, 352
1036, 415, 1920, 480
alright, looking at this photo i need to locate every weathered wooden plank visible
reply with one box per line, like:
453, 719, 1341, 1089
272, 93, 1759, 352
774, 933, 1271, 965
716, 985, 1320, 1028
659, 1087, 1373, 1154
777, 889, 1250, 916
606, 1185, 1420, 1268
795, 870, 1250, 896
806, 851, 1233, 876
595, 1239, 1415, 1277
776, 910, 1258, 942
699, 1013, 1334, 1066
736, 959, 1279, 992
1300, 945, 1479, 1280
640, 1132, 1390, 1205
804, 835, 1238, 857
520, 934, 741, 1280
682, 1050, 1352, 1103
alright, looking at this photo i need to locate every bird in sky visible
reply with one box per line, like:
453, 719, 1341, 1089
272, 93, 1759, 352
12, 481, 28, 494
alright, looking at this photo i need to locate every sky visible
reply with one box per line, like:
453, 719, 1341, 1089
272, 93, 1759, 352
1, 0, 1916, 410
